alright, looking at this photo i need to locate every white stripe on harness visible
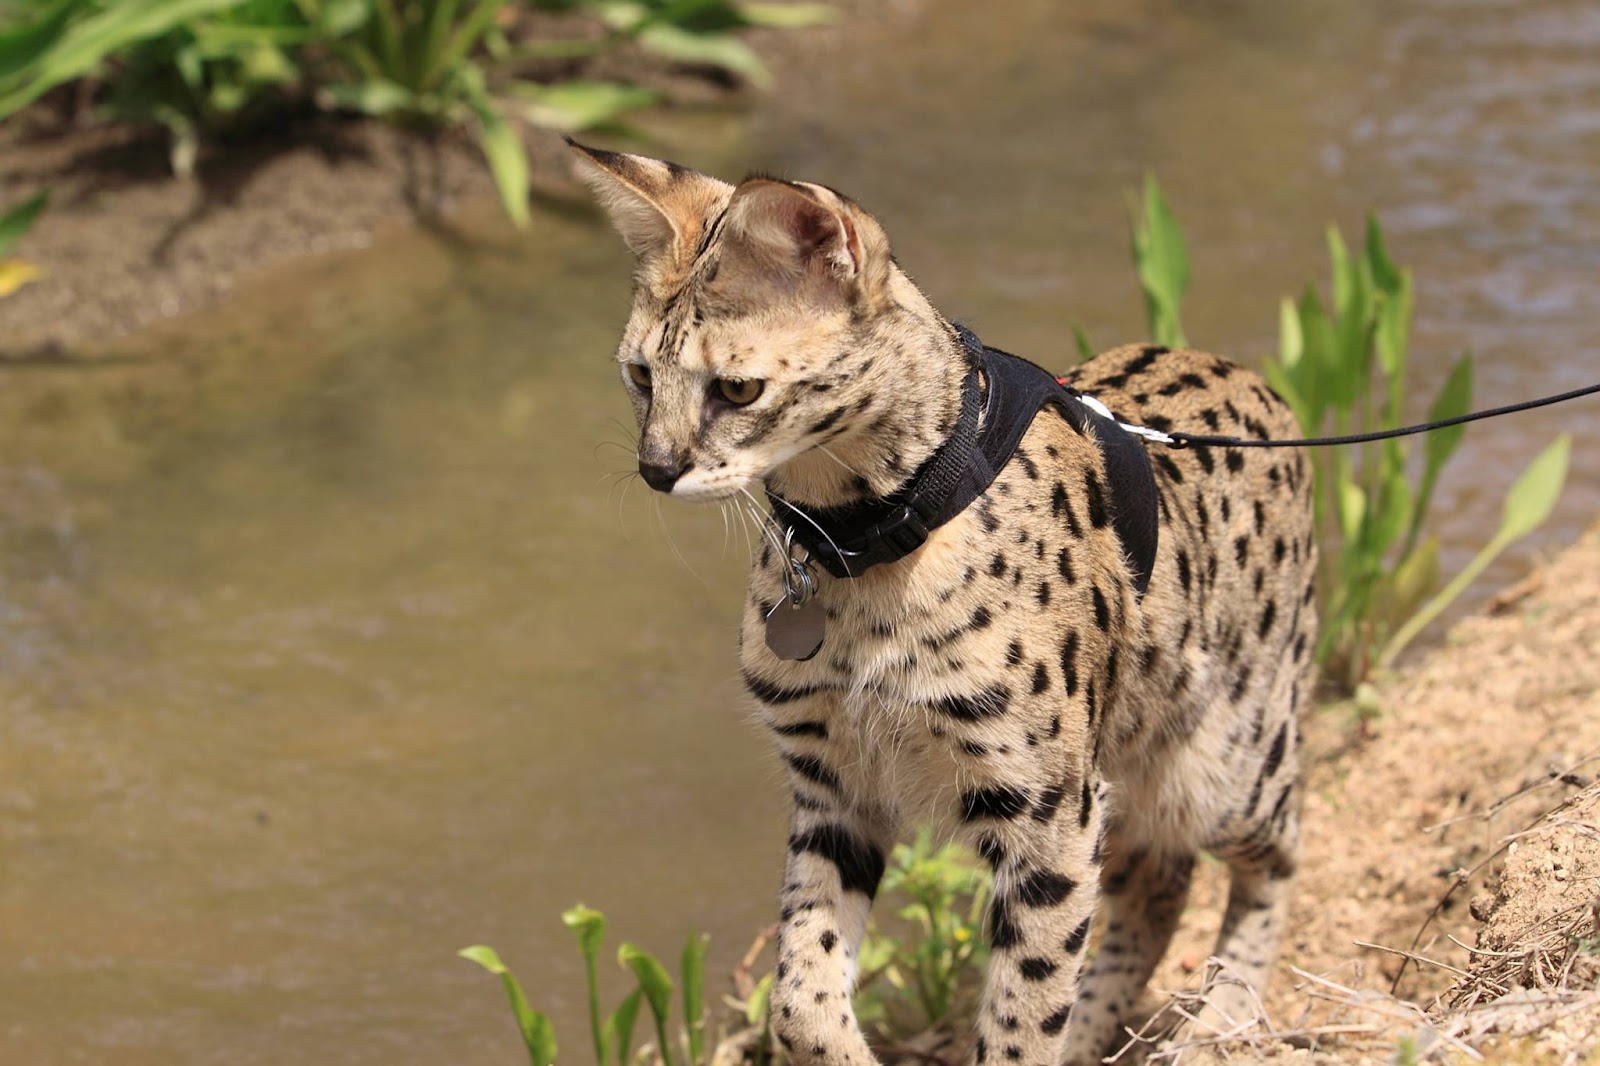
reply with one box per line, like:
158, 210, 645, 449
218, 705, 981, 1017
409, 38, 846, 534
1078, 394, 1177, 447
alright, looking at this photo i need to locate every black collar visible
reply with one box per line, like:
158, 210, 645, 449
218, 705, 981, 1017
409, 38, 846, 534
767, 325, 1160, 597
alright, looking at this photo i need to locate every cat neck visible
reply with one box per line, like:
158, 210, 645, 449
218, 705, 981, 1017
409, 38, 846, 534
765, 300, 971, 511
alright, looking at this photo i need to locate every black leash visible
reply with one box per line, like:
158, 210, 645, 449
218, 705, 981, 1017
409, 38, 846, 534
1157, 381, 1600, 451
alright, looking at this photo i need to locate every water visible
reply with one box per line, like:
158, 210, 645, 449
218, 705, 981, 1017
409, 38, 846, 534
1, 1, 1596, 1062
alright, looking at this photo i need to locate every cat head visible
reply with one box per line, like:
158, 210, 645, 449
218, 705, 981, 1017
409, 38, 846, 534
571, 142, 961, 506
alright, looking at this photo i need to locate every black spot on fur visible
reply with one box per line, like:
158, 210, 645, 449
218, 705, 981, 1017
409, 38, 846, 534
1057, 546, 1075, 584
1040, 1004, 1073, 1035
819, 930, 837, 953
1091, 586, 1110, 631
1064, 915, 1093, 954
935, 685, 1012, 721
1259, 600, 1277, 640
1084, 470, 1108, 528
1060, 632, 1079, 696
1031, 783, 1065, 823
1264, 722, 1288, 779
988, 900, 1021, 948
1017, 870, 1076, 907
1018, 957, 1058, 982
1031, 661, 1050, 695
977, 833, 1006, 869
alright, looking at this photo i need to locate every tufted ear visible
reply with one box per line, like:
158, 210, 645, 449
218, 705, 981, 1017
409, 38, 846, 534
719, 177, 891, 301
568, 140, 731, 260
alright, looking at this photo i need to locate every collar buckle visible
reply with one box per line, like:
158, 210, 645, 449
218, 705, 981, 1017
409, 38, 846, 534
872, 504, 931, 556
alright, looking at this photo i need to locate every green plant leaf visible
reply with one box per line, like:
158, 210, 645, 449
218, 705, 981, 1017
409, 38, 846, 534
1129, 173, 1188, 348
469, 94, 530, 228
510, 78, 657, 132
0, 189, 47, 258
1405, 352, 1472, 553
609, 987, 644, 1066
317, 76, 414, 114
744, 972, 772, 1027
1071, 323, 1095, 362
619, 942, 675, 1066
681, 932, 709, 1066
0, 0, 77, 84
562, 904, 607, 962
1337, 480, 1366, 546
1498, 433, 1570, 544
1378, 434, 1570, 669
459, 946, 559, 1066
634, 23, 770, 87
733, 1, 835, 27
563, 905, 607, 1066
0, 0, 253, 119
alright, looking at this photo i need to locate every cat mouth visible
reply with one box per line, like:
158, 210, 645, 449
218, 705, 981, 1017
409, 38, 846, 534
666, 469, 758, 502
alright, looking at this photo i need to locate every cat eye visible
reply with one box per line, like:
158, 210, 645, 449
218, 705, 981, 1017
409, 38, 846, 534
626, 363, 652, 390
715, 378, 764, 406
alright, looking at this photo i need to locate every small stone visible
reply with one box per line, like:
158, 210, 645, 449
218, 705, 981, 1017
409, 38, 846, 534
1469, 893, 1497, 922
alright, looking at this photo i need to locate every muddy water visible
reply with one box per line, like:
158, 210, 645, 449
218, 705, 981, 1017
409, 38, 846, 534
1, 0, 1596, 1063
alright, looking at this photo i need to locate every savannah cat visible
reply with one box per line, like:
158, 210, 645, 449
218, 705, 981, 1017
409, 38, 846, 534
572, 141, 1317, 1065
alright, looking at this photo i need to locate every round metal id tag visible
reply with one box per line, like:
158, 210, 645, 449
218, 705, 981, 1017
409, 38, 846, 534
765, 596, 826, 661
764, 533, 826, 661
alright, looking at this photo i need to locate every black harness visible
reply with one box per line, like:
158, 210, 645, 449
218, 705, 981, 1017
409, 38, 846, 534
768, 325, 1160, 598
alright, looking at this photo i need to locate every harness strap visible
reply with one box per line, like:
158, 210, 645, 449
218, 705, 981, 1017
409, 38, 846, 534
769, 326, 1160, 597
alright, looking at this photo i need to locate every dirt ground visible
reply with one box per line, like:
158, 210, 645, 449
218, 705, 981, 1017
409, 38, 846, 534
1124, 525, 1600, 1064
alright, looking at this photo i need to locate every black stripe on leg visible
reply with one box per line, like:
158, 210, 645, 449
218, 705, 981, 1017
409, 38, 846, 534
1063, 915, 1093, 954
788, 824, 885, 897
745, 671, 820, 704
782, 752, 841, 791
769, 719, 828, 739
1016, 870, 1076, 908
961, 786, 1031, 821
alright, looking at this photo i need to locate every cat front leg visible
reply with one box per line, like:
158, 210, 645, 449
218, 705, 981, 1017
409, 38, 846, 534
768, 780, 894, 1065
965, 771, 1103, 1066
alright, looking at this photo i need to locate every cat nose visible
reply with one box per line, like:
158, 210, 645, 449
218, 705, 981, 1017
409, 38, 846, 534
639, 457, 691, 492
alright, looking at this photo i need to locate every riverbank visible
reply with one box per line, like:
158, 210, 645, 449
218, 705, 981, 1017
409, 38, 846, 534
0, 2, 887, 355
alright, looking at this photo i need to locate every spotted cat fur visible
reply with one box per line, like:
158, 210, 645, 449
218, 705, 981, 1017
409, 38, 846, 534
573, 142, 1318, 1065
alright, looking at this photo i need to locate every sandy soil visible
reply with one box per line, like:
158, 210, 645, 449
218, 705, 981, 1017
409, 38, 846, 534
1126, 524, 1600, 1064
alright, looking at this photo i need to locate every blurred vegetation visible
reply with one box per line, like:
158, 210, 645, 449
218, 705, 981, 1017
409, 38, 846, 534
0, 187, 46, 297
0, 0, 832, 224
853, 830, 990, 1040
1125, 178, 1569, 693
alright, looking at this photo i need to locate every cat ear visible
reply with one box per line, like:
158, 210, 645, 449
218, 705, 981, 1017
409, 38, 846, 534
568, 140, 730, 260
723, 178, 861, 278
721, 178, 890, 300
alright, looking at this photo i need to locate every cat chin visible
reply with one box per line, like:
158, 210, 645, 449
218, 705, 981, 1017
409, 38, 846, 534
668, 471, 758, 502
